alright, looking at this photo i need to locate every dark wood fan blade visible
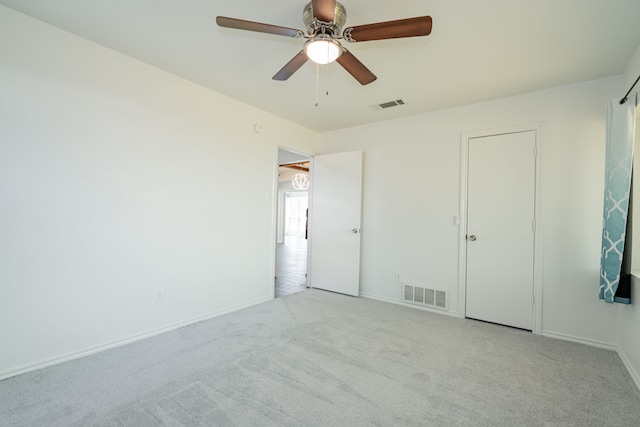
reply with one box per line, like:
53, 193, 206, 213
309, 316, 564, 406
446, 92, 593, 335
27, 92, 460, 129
273, 51, 309, 81
345, 16, 432, 42
312, 0, 336, 22
336, 50, 377, 85
216, 16, 302, 38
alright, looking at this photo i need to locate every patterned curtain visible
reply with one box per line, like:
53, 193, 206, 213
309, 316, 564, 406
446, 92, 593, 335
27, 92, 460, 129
599, 93, 636, 304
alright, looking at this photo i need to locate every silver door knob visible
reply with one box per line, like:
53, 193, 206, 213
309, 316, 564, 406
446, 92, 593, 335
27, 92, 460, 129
467, 235, 477, 241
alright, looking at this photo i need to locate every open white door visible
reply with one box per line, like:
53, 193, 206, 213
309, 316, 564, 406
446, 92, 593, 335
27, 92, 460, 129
309, 150, 363, 296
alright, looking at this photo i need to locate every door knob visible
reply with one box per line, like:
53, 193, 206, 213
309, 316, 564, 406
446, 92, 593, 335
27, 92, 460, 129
352, 228, 360, 234
467, 234, 477, 241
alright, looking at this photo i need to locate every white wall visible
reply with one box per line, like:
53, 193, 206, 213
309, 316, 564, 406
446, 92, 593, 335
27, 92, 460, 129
318, 76, 622, 347
619, 42, 640, 389
0, 6, 316, 378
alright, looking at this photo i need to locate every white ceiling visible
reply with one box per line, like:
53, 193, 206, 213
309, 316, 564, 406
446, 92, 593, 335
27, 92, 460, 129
2, 0, 640, 132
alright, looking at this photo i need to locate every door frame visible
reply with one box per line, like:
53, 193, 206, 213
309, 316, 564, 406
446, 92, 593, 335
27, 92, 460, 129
457, 123, 543, 333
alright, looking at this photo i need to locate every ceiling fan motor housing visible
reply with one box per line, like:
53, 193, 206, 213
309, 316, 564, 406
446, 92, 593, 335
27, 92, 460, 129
303, 1, 347, 36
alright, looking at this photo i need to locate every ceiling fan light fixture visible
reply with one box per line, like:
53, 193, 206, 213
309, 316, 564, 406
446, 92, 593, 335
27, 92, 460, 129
304, 36, 342, 64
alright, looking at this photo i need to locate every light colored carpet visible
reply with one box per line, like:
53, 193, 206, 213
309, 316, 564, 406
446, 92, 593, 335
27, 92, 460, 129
1, 289, 639, 426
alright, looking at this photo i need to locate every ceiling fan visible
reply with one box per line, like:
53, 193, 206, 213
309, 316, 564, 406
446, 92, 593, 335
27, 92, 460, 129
216, 0, 432, 85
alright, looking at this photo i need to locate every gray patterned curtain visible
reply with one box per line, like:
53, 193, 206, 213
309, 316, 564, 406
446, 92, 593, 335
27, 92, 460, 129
599, 93, 636, 304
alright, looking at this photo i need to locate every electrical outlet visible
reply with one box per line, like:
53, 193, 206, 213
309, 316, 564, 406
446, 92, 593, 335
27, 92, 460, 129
394, 272, 400, 282
155, 288, 166, 304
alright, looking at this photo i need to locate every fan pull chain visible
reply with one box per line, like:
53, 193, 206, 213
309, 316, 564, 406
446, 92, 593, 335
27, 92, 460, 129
325, 42, 330, 97
315, 42, 334, 106
326, 64, 330, 97
315, 63, 320, 107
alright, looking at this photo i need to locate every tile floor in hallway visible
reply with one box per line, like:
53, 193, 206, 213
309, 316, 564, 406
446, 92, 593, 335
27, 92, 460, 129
275, 235, 308, 297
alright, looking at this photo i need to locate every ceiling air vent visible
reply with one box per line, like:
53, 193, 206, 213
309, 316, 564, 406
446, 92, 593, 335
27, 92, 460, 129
369, 99, 405, 111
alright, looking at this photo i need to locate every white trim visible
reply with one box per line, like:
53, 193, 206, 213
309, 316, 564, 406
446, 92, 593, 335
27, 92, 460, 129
270, 145, 279, 298
541, 330, 617, 351
458, 122, 544, 333
0, 295, 272, 381
361, 292, 460, 318
306, 156, 315, 290
532, 125, 544, 334
618, 346, 640, 391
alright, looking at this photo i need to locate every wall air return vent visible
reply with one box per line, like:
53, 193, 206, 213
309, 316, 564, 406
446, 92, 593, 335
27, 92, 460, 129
402, 282, 447, 310
369, 99, 405, 111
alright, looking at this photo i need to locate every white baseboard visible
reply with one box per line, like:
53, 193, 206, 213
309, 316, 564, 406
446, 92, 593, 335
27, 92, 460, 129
361, 292, 461, 318
617, 347, 640, 392
540, 330, 617, 351
362, 294, 620, 351
0, 295, 273, 381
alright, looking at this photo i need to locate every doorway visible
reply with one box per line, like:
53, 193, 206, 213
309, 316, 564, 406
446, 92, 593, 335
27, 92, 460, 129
276, 148, 311, 297
460, 126, 541, 331
275, 192, 309, 297
274, 149, 364, 298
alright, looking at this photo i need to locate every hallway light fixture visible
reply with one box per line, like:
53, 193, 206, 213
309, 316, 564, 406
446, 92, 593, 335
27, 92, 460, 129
292, 173, 310, 190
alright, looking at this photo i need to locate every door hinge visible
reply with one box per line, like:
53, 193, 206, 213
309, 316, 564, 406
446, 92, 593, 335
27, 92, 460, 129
532, 294, 535, 306
533, 146, 537, 157
532, 221, 536, 232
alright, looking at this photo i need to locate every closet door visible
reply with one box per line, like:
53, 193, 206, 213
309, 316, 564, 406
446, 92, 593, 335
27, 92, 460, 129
465, 131, 536, 330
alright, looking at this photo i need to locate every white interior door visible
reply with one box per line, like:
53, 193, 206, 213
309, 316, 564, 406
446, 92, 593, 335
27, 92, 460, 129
309, 150, 363, 296
465, 131, 536, 330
